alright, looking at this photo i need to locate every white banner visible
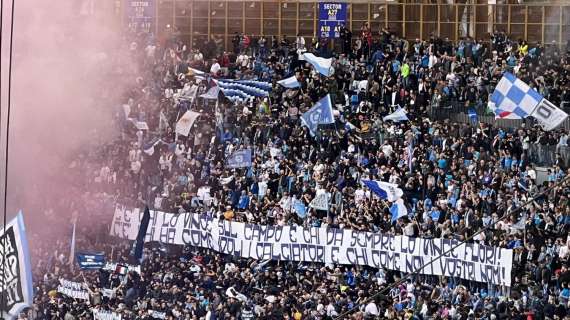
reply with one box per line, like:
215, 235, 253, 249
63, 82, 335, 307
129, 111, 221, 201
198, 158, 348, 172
102, 262, 141, 275
57, 279, 89, 300
92, 309, 122, 320
0, 213, 33, 320
309, 190, 329, 211
531, 98, 569, 131
110, 206, 513, 286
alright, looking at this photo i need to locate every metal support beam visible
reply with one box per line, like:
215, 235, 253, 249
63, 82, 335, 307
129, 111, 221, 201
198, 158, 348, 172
208, 1, 211, 40
225, 1, 228, 49
403, 4, 406, 39
541, 6, 545, 44
524, 5, 527, 41
420, 4, 423, 40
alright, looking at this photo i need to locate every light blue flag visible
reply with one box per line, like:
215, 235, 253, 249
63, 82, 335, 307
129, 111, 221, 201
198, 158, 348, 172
383, 107, 409, 122
390, 199, 408, 223
301, 94, 335, 135
303, 53, 334, 77
293, 199, 307, 218
226, 149, 253, 169
277, 75, 300, 88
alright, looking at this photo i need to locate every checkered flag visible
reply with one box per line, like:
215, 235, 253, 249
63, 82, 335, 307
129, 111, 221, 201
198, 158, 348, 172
489, 72, 568, 130
489, 72, 543, 119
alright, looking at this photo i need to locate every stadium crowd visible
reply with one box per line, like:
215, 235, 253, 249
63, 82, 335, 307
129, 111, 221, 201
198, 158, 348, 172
26, 26, 570, 320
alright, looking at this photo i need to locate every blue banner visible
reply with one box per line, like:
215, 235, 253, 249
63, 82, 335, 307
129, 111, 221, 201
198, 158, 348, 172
125, 0, 155, 33
300, 94, 335, 135
318, 3, 347, 38
226, 149, 253, 169
76, 253, 106, 270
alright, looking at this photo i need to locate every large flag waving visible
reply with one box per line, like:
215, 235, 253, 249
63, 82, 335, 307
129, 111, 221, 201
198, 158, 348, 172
490, 72, 568, 130
175, 110, 200, 136
0, 212, 33, 320
226, 149, 253, 169
362, 180, 403, 202
303, 53, 334, 77
301, 94, 335, 135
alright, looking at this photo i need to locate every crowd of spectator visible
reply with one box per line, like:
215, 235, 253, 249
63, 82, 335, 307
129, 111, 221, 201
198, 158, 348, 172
25, 25, 570, 320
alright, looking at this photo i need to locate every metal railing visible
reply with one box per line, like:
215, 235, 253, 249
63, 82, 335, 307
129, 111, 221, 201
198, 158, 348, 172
429, 102, 570, 167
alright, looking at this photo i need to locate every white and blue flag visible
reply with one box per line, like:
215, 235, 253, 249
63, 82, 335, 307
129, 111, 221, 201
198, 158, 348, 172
277, 75, 301, 88
226, 149, 253, 169
200, 84, 220, 100
490, 72, 568, 130
383, 107, 409, 122
303, 53, 334, 77
362, 180, 403, 202
301, 94, 335, 135
390, 199, 408, 223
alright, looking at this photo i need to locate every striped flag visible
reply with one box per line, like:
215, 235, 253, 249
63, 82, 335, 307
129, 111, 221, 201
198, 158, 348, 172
217, 79, 272, 104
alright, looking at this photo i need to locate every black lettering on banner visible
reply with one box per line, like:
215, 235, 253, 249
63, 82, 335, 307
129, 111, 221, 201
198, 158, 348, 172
302, 228, 319, 243
347, 248, 368, 265
536, 103, 553, 119
291, 244, 301, 261
280, 244, 290, 260
244, 224, 253, 240
380, 234, 395, 251
370, 250, 381, 268
378, 251, 400, 269
159, 227, 176, 244
330, 247, 340, 263
423, 238, 442, 257
441, 239, 459, 258
326, 228, 343, 246
316, 245, 325, 262
168, 214, 179, 228
484, 246, 498, 265
464, 243, 477, 262
480, 265, 502, 285
403, 255, 424, 273
465, 261, 476, 281
219, 237, 241, 256
255, 243, 272, 260
289, 225, 297, 242
349, 230, 357, 247
218, 220, 238, 238
400, 237, 417, 254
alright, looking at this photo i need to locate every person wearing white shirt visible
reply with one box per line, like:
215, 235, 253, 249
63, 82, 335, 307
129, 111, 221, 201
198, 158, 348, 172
210, 60, 221, 75
354, 188, 366, 205
364, 301, 379, 316
295, 34, 306, 50
279, 193, 292, 212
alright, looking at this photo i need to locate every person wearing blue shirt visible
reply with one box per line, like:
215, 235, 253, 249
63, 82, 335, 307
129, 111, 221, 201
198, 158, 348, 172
370, 48, 384, 65
237, 191, 250, 209
391, 59, 401, 74
438, 157, 448, 170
